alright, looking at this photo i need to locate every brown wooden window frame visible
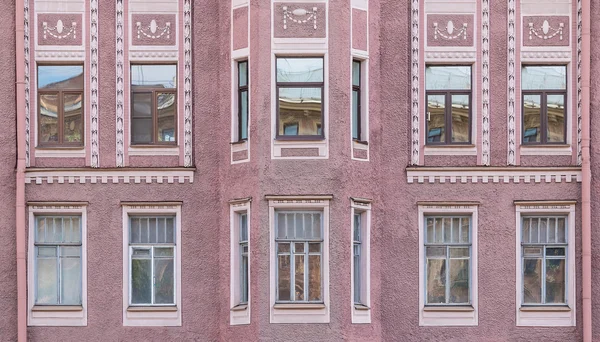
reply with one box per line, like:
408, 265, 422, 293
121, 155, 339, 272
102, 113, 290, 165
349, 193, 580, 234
352, 59, 362, 141
275, 56, 325, 141
130, 64, 178, 146
521, 65, 568, 145
238, 60, 249, 142
425, 65, 473, 146
37, 65, 85, 148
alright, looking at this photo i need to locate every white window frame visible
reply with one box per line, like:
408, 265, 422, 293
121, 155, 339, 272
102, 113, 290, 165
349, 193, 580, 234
27, 202, 88, 327
267, 195, 331, 323
122, 203, 182, 326
418, 202, 478, 326
350, 56, 369, 161
351, 198, 371, 324
230, 198, 251, 325
515, 201, 576, 326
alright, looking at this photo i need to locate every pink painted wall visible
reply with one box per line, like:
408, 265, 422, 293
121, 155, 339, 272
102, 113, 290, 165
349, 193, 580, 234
352, 8, 367, 51
232, 7, 248, 51
0, 0, 592, 341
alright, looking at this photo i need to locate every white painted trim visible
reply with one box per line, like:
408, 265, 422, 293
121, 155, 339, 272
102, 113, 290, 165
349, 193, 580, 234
520, 146, 572, 156
128, 147, 180, 156
418, 203, 478, 326
515, 202, 576, 326
406, 167, 582, 184
352, 0, 368, 11
351, 200, 371, 324
424, 146, 478, 156
230, 200, 251, 325
24, 168, 195, 185
27, 204, 88, 326
350, 55, 370, 162
35, 149, 86, 158
268, 198, 330, 323
122, 204, 182, 326
230, 0, 250, 165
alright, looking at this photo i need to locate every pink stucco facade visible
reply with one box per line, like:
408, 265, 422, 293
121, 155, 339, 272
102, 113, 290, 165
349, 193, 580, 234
1, 0, 599, 341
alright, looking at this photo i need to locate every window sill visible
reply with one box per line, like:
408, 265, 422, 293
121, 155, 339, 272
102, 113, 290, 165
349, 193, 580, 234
520, 144, 572, 156
127, 306, 178, 312
423, 305, 475, 312
273, 303, 326, 310
128, 145, 179, 156
354, 303, 370, 311
31, 305, 83, 312
36, 146, 85, 150
353, 139, 369, 146
230, 140, 248, 145
231, 304, 248, 312
519, 306, 571, 312
275, 137, 326, 142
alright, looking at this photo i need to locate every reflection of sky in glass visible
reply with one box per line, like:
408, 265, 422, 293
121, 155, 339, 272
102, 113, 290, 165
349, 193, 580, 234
38, 65, 83, 88
522, 66, 566, 90
279, 87, 321, 102
131, 65, 177, 88
277, 58, 323, 83
426, 66, 471, 90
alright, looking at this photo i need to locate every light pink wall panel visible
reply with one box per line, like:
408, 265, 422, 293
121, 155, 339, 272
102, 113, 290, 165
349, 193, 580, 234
37, 13, 82, 46
273, 3, 326, 38
232, 7, 248, 50
523, 16, 570, 47
131, 14, 176, 46
427, 14, 474, 47
352, 8, 367, 51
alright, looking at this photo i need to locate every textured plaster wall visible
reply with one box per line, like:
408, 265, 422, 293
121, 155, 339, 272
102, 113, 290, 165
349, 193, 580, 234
0, 0, 17, 340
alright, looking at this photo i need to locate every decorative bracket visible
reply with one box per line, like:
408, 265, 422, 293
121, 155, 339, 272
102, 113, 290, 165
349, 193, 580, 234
283, 6, 317, 30
528, 20, 564, 41
136, 20, 171, 40
433, 21, 467, 40
43, 20, 77, 40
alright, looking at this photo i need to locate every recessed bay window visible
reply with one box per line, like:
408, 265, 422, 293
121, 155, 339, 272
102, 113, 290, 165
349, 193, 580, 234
425, 66, 472, 145
237, 61, 249, 141
521, 66, 567, 144
352, 60, 362, 141
37, 65, 84, 147
276, 57, 324, 140
131, 64, 177, 145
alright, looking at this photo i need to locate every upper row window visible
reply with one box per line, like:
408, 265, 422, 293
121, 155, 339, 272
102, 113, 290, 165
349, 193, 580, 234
38, 65, 84, 147
522, 66, 567, 145
276, 57, 324, 140
425, 66, 472, 145
131, 64, 177, 145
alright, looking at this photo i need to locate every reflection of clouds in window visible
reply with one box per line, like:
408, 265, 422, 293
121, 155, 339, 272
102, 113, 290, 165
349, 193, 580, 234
426, 66, 471, 90
277, 58, 324, 83
131, 65, 177, 88
38, 65, 83, 89
522, 66, 566, 90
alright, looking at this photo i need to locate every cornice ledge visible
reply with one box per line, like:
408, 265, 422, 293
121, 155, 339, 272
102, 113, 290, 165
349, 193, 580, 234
24, 167, 196, 185
406, 166, 582, 184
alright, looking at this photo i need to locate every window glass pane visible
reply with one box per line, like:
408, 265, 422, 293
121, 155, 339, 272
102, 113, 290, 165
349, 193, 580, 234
426, 259, 446, 304
60, 252, 81, 305
131, 256, 152, 304
294, 242, 305, 253
131, 93, 152, 144
39, 94, 59, 143
557, 218, 566, 243
277, 255, 291, 301
523, 258, 542, 303
352, 61, 361, 86
148, 218, 157, 244
427, 95, 445, 143
449, 259, 469, 304
354, 251, 360, 303
426, 217, 434, 243
443, 217, 451, 243
166, 218, 175, 243
140, 218, 149, 243
63, 93, 83, 143
450, 247, 469, 258
71, 217, 81, 243
295, 255, 304, 301
278, 87, 322, 136
353, 214, 361, 242
426, 66, 471, 90
530, 218, 539, 243
241, 252, 249, 303
546, 247, 565, 256
157, 93, 176, 143
461, 218, 470, 243
38, 65, 84, 89
522, 66, 567, 90
426, 246, 446, 258
53, 217, 63, 243
157, 218, 166, 243
522, 218, 531, 243
276, 58, 323, 83
546, 259, 565, 304
523, 247, 543, 257
309, 243, 320, 253
451, 217, 460, 243
548, 218, 556, 243
131, 65, 177, 88
295, 214, 304, 238
539, 218, 548, 243
238, 61, 248, 87
240, 91, 248, 140
352, 90, 359, 140
523, 95, 542, 143
304, 213, 313, 239
154, 256, 175, 304
547, 94, 565, 143
277, 243, 290, 254
131, 218, 140, 243
286, 213, 295, 239
451, 94, 469, 143
312, 213, 321, 238
308, 255, 322, 301
240, 214, 248, 242
36, 252, 58, 305
36, 217, 46, 243
434, 218, 443, 243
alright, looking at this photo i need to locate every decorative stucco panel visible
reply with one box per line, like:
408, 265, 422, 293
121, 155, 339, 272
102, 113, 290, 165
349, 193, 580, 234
427, 14, 474, 47
132, 14, 176, 46
37, 13, 82, 46
273, 3, 326, 39
523, 16, 569, 47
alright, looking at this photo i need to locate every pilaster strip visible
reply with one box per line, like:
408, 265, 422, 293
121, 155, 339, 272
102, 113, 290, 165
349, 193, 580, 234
411, 0, 420, 165
183, 0, 193, 167
481, 0, 490, 165
577, 0, 582, 165
90, 0, 99, 167
24, 0, 31, 166
507, 0, 516, 165
115, 0, 125, 167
